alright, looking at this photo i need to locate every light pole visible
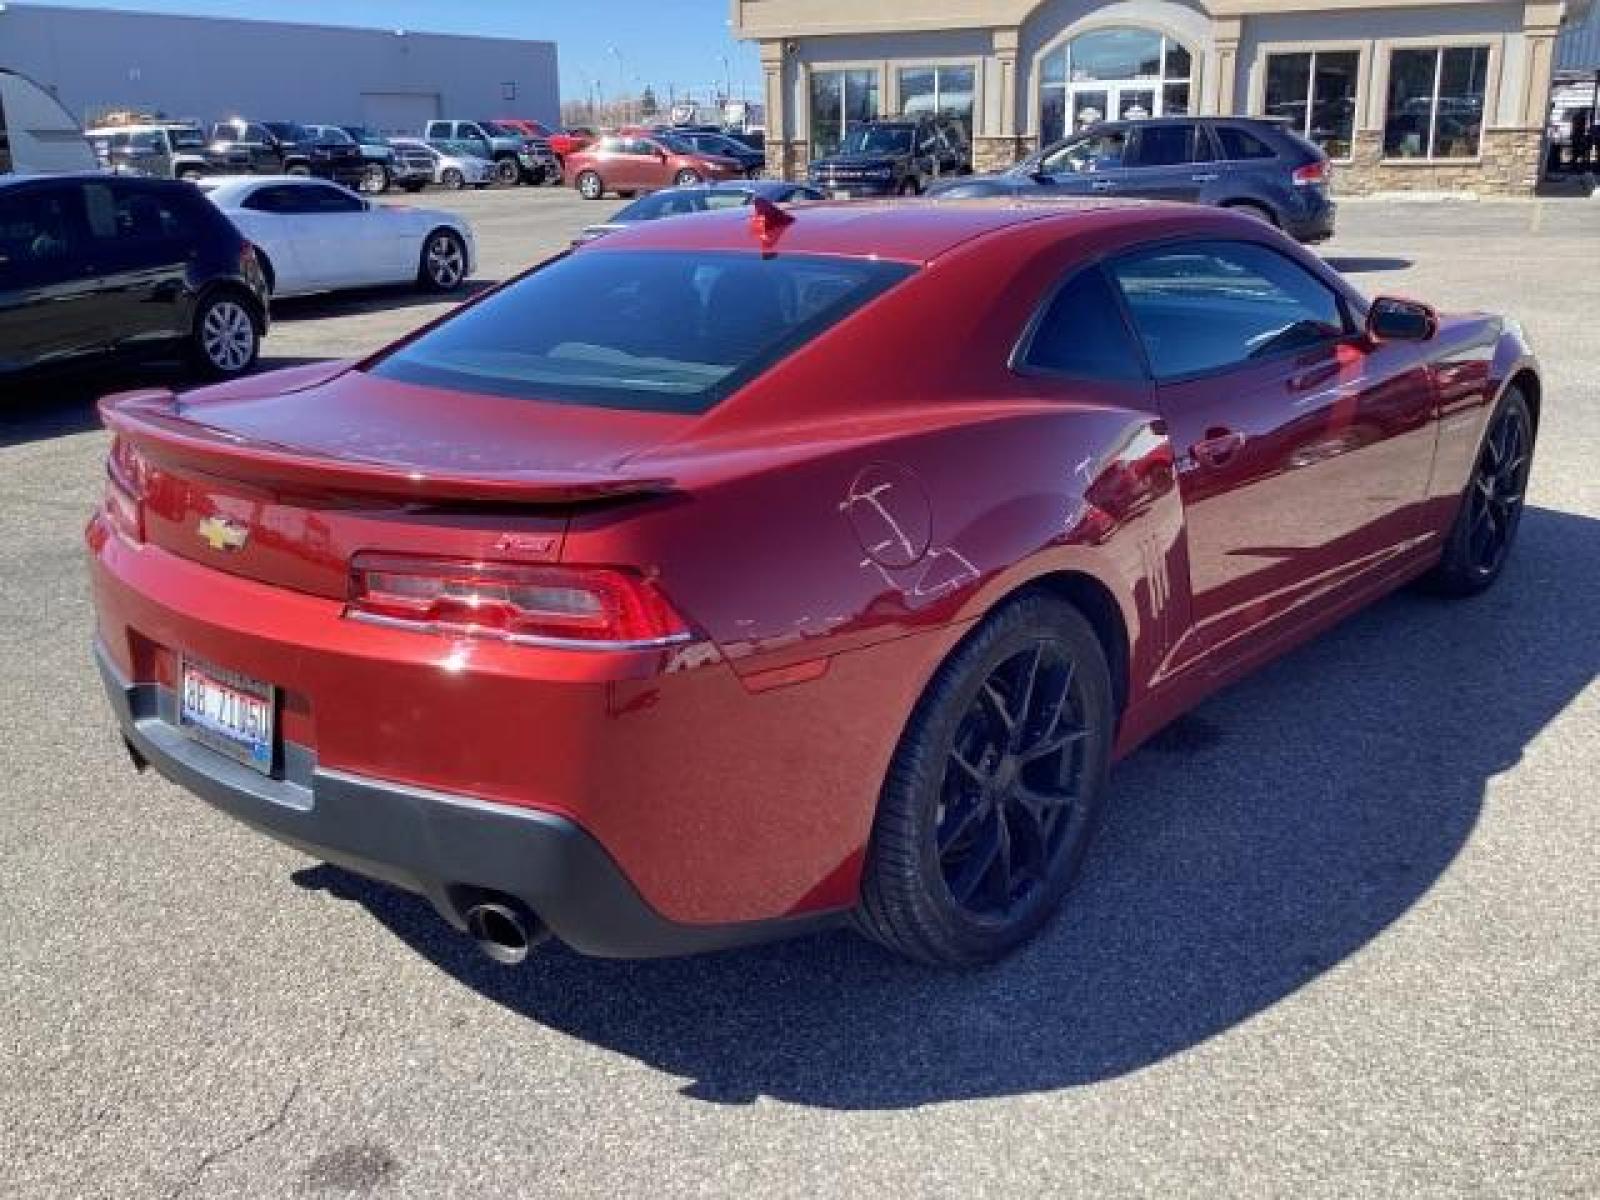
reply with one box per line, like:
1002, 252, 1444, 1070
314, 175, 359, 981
608, 46, 626, 125
718, 54, 732, 110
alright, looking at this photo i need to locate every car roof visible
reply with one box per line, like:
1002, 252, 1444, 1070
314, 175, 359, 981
588, 196, 1197, 264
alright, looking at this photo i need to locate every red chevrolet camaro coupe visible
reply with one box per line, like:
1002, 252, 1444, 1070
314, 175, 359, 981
88, 199, 1540, 967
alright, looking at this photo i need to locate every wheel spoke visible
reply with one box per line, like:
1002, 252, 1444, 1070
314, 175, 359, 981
1013, 644, 1043, 747
978, 681, 1016, 738
947, 810, 1004, 905
937, 795, 986, 855
948, 748, 990, 788
1019, 724, 1089, 764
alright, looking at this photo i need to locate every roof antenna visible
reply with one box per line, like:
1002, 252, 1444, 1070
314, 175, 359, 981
748, 195, 796, 250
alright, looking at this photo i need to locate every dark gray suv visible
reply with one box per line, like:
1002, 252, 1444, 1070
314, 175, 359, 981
927, 116, 1335, 243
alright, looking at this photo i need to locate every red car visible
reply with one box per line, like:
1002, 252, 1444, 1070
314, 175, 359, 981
89, 200, 1540, 967
565, 132, 746, 199
494, 117, 553, 141
546, 126, 594, 161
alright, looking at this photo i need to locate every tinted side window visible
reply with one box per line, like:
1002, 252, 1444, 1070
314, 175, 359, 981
1022, 267, 1146, 381
0, 186, 82, 272
1215, 126, 1276, 161
242, 185, 297, 214
83, 182, 186, 243
297, 184, 364, 214
1131, 123, 1200, 168
1109, 241, 1349, 381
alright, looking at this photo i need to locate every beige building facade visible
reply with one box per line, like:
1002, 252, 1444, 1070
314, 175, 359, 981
733, 0, 1569, 194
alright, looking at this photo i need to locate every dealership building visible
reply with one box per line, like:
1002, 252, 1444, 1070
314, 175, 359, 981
734, 0, 1580, 194
0, 3, 559, 134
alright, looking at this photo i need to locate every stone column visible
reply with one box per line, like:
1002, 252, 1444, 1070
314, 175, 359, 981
1208, 17, 1242, 116
974, 26, 1026, 172
758, 40, 788, 179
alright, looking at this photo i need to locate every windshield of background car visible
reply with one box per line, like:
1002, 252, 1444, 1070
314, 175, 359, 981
368, 250, 915, 414
314, 127, 355, 144
656, 134, 694, 154
618, 189, 754, 220
840, 126, 915, 155
265, 123, 309, 142
169, 127, 206, 149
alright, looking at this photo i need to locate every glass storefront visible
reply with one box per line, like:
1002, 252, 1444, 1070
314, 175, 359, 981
899, 65, 976, 141
810, 68, 880, 158
1265, 50, 1359, 159
1038, 28, 1193, 145
1384, 45, 1489, 159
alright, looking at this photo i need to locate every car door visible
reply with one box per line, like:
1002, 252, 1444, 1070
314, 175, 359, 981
1037, 127, 1130, 197
1105, 239, 1438, 668
1119, 122, 1212, 203
81, 179, 194, 351
0, 181, 104, 370
236, 183, 321, 293
285, 182, 380, 286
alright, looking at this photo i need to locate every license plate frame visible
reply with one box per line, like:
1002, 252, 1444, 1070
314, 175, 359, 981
178, 656, 277, 775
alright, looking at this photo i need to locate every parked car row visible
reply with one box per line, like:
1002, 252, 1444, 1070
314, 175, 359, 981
83, 113, 577, 194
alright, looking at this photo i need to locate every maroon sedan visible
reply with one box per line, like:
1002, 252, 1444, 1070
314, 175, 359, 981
89, 200, 1539, 966
566, 132, 746, 199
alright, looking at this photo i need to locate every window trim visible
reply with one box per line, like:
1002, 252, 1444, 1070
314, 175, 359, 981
1008, 262, 1154, 385
801, 60, 886, 156
1251, 41, 1367, 165
1101, 237, 1361, 387
1030, 21, 1202, 140
892, 59, 981, 135
1375, 37, 1499, 166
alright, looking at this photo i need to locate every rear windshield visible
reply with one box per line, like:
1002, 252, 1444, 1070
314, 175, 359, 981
368, 250, 914, 414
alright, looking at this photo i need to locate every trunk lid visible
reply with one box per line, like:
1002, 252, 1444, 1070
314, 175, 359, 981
104, 368, 687, 599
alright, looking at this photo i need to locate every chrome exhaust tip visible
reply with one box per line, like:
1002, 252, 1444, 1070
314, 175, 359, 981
463, 901, 545, 966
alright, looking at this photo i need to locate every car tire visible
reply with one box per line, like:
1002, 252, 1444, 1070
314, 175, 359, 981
674, 169, 702, 186
286, 163, 311, 178
494, 157, 520, 186
855, 592, 1114, 967
361, 163, 391, 194
189, 291, 260, 380
441, 168, 465, 190
898, 178, 920, 196
576, 170, 604, 200
418, 229, 468, 292
1428, 385, 1535, 597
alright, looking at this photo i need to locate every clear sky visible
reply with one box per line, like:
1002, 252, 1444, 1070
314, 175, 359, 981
30, 0, 762, 109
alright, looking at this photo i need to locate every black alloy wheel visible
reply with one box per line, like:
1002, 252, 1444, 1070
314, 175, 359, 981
441, 167, 465, 190
857, 593, 1113, 966
1432, 386, 1534, 594
361, 162, 390, 194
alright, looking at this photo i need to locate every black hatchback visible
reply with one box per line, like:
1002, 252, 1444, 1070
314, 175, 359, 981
927, 116, 1336, 243
0, 174, 269, 381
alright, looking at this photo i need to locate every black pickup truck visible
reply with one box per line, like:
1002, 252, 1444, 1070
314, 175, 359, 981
205, 119, 365, 188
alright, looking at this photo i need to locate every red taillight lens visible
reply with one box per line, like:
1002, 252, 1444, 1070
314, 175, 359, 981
1293, 160, 1331, 187
347, 554, 692, 648
102, 436, 146, 544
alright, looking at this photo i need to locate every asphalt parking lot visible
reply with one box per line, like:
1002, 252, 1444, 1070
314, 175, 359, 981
3, 188, 1597, 1198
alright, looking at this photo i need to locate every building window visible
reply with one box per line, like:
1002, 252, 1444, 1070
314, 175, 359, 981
810, 68, 880, 158
1265, 50, 1359, 160
1039, 28, 1193, 145
899, 65, 975, 141
1384, 46, 1490, 159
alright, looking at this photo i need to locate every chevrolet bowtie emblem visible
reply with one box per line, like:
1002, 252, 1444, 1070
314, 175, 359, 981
196, 516, 249, 553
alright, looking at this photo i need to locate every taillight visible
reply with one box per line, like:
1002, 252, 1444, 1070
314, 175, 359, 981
102, 436, 146, 544
1293, 160, 1331, 187
347, 554, 692, 649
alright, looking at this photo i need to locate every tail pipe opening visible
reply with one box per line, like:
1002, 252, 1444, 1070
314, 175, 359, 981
463, 898, 550, 966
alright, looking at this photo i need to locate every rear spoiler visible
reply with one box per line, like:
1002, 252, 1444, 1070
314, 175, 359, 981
99, 390, 676, 505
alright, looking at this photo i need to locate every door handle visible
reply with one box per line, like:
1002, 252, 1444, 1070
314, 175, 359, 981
1191, 172, 1220, 182
1191, 430, 1247, 468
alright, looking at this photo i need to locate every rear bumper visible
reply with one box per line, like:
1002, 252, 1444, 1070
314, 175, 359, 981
96, 642, 841, 958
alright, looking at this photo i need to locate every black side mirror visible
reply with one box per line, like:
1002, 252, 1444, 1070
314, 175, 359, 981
1366, 296, 1438, 343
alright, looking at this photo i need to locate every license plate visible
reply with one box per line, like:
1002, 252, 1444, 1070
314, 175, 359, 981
179, 657, 275, 774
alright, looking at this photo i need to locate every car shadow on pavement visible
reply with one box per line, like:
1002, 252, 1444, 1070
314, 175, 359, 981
295, 504, 1599, 1110
0, 357, 334, 448
269, 279, 498, 322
